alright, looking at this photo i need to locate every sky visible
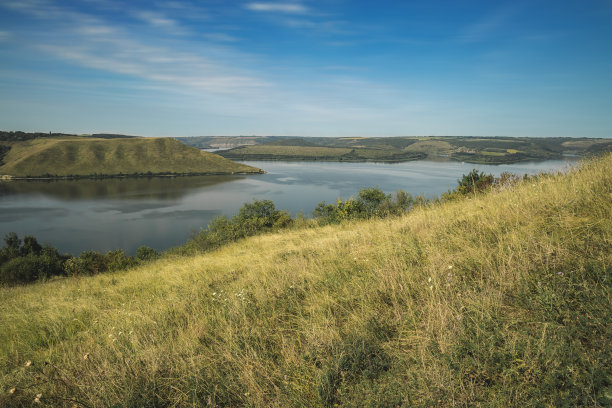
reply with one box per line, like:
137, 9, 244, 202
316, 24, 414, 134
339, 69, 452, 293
0, 0, 611, 137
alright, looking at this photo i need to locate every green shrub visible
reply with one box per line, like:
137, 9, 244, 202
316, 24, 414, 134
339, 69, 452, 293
356, 187, 390, 217
235, 199, 293, 232
457, 169, 495, 195
135, 246, 161, 262
0, 255, 42, 284
22, 235, 43, 256
105, 249, 134, 271
189, 199, 293, 251
314, 187, 420, 224
1, 232, 21, 260
0, 234, 66, 284
76, 251, 108, 275
313, 197, 362, 224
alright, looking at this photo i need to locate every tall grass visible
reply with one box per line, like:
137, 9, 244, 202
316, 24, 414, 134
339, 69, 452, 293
1, 155, 610, 407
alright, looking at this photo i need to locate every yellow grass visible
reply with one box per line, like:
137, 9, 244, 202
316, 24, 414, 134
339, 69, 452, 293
1, 154, 611, 407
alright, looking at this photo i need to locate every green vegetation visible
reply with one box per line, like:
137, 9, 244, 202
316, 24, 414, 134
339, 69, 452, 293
1, 154, 611, 407
312, 187, 426, 223
184, 199, 294, 253
175, 135, 286, 150
0, 234, 66, 284
0, 132, 262, 178
176, 135, 612, 164
0, 233, 160, 285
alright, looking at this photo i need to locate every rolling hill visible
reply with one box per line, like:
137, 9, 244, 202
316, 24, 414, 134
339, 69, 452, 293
0, 135, 262, 178
176, 135, 612, 164
1, 154, 610, 406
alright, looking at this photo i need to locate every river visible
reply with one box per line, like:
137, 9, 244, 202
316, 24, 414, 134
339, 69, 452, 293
0, 159, 577, 255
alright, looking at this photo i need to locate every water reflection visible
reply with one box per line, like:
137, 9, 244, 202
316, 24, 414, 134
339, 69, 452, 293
0, 175, 244, 200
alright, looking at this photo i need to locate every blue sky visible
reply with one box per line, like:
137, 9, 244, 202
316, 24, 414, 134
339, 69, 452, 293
0, 0, 610, 137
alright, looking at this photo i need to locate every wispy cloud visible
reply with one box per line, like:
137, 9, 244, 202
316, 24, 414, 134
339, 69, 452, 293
245, 2, 309, 14
1, 0, 269, 96
202, 32, 240, 43
74, 25, 116, 36
132, 10, 191, 36
457, 6, 519, 43
0, 31, 12, 42
279, 18, 348, 33
243, 2, 351, 36
135, 11, 179, 28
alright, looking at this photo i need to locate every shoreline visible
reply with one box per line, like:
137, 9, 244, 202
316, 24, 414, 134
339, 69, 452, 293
224, 155, 568, 165
0, 169, 265, 181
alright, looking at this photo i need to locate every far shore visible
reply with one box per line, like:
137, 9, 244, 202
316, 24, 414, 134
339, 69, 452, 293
0, 170, 265, 181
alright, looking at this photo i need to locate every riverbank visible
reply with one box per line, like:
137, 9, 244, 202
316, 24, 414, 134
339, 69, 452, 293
0, 169, 265, 181
178, 135, 612, 165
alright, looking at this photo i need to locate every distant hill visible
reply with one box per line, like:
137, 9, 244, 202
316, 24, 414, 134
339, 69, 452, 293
0, 135, 262, 178
175, 136, 290, 150
177, 135, 612, 164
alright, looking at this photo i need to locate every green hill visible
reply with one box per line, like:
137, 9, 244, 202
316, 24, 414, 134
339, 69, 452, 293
207, 136, 612, 164
1, 155, 610, 406
0, 136, 262, 178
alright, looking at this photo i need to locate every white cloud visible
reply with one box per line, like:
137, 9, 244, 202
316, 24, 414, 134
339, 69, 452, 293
1, 0, 269, 96
245, 2, 309, 14
135, 11, 178, 28
0, 0, 431, 136
0, 31, 11, 41
38, 39, 269, 95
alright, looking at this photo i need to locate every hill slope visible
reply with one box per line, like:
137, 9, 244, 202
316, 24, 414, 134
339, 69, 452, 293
206, 136, 612, 164
0, 136, 261, 178
1, 155, 611, 407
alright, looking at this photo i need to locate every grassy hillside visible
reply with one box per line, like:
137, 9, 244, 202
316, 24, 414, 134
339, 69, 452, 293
0, 136, 261, 178
1, 155, 611, 407
208, 136, 612, 164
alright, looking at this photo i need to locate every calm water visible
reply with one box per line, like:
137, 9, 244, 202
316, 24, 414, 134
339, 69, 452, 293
0, 159, 577, 255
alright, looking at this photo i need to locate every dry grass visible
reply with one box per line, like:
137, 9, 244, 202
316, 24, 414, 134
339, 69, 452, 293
1, 154, 611, 407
